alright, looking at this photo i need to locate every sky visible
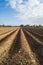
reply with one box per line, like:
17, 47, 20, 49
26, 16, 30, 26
0, 0, 43, 25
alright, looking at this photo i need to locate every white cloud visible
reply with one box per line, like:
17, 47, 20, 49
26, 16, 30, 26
29, 0, 39, 8
32, 3, 43, 16
5, 0, 43, 23
9, 0, 17, 8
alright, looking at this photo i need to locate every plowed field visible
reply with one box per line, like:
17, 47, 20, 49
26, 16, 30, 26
0, 27, 43, 65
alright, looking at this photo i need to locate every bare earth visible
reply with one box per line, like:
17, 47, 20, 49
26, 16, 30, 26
0, 27, 43, 65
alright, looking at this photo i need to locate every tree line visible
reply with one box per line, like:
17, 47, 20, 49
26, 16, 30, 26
0, 24, 43, 27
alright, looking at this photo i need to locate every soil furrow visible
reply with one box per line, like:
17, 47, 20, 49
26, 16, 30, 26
0, 28, 19, 64
0, 27, 43, 65
0, 29, 18, 44
24, 28, 43, 45
0, 28, 21, 65
0, 29, 14, 36
23, 28, 43, 65
8, 29, 21, 56
20, 29, 39, 65
25, 28, 43, 42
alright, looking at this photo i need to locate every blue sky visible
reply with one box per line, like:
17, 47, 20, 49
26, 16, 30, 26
0, 0, 43, 25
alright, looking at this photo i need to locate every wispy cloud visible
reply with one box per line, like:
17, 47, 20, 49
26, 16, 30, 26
5, 0, 43, 23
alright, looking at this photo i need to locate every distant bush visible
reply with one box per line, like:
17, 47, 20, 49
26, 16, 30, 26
0, 24, 12, 27
38, 25, 42, 27
0, 24, 5, 27
25, 25, 30, 27
0, 24, 43, 27
20, 24, 24, 27
24, 25, 42, 27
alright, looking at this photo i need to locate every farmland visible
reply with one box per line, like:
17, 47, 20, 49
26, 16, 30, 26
0, 27, 43, 65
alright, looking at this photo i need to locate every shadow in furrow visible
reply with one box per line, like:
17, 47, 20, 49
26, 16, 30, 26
8, 29, 21, 57
0, 29, 17, 43
0, 30, 13, 36
26, 28, 43, 42
23, 29, 43, 65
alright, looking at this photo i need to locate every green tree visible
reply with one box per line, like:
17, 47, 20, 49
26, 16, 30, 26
20, 24, 24, 27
